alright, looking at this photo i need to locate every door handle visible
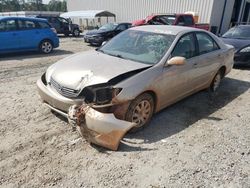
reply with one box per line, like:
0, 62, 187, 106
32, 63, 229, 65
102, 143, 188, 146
12, 33, 17, 36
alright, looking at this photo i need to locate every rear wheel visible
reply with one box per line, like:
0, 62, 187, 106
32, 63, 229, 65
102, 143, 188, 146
73, 29, 80, 37
125, 93, 154, 132
39, 40, 53, 54
210, 70, 223, 92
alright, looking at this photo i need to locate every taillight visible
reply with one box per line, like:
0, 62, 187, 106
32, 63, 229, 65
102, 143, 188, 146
51, 28, 57, 34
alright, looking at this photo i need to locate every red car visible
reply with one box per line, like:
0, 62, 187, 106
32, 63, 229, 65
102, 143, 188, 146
132, 13, 210, 31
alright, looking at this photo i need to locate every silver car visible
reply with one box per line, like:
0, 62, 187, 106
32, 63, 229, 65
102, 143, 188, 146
37, 25, 234, 150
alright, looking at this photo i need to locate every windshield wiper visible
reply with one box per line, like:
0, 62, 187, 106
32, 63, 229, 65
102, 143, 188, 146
106, 52, 125, 59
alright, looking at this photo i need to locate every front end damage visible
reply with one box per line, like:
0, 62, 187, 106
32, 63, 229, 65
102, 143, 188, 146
68, 105, 136, 151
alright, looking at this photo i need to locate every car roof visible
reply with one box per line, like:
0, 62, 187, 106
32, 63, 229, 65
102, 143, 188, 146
130, 25, 203, 35
0, 16, 48, 22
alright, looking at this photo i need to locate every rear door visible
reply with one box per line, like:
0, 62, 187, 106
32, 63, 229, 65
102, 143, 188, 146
17, 19, 42, 50
0, 18, 19, 52
189, 32, 222, 89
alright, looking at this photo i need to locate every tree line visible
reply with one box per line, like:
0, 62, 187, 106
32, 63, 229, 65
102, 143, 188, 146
0, 0, 67, 12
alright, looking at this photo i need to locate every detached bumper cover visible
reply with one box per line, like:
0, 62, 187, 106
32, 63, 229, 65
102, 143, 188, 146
68, 105, 136, 150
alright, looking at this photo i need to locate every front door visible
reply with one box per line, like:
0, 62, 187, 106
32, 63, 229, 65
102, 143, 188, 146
158, 33, 197, 108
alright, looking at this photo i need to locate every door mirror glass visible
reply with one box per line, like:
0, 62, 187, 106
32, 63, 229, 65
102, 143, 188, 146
167, 56, 186, 66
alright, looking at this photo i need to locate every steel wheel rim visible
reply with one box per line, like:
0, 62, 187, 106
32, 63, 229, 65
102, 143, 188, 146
213, 74, 221, 91
132, 100, 151, 128
42, 42, 52, 53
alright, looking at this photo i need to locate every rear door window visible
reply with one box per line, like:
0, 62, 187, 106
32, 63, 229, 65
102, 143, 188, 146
196, 32, 220, 55
0, 19, 17, 31
18, 20, 37, 30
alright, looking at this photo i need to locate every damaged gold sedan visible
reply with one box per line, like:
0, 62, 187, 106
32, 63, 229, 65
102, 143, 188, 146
37, 25, 234, 150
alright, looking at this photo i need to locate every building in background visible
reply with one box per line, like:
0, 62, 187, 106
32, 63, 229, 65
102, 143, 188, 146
0, 11, 60, 17
67, 0, 250, 34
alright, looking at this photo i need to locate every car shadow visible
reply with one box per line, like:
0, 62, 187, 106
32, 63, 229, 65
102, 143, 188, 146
120, 77, 250, 151
0, 49, 73, 61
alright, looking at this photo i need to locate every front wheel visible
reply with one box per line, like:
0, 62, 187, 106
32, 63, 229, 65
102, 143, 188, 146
125, 93, 155, 132
39, 40, 53, 54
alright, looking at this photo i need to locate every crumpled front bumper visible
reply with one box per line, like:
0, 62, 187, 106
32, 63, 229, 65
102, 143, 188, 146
68, 105, 136, 151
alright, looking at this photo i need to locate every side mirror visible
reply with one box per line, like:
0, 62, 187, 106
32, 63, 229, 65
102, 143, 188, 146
167, 56, 186, 66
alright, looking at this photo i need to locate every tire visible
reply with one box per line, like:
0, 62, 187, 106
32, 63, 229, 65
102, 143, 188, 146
125, 93, 155, 132
39, 40, 53, 54
64, 33, 69, 37
210, 70, 223, 92
73, 29, 80, 37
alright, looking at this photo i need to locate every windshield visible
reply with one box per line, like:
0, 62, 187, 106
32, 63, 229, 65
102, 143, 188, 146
222, 26, 250, 39
99, 23, 118, 31
99, 30, 175, 64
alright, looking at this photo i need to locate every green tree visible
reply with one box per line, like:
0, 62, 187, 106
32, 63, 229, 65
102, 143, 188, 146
48, 0, 67, 12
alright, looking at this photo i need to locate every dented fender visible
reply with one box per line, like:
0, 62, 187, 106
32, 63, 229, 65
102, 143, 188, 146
68, 105, 136, 150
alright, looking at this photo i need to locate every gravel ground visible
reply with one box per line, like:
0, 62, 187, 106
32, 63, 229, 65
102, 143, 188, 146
0, 37, 249, 188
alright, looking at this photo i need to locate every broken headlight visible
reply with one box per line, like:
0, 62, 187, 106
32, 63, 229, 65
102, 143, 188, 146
80, 85, 122, 105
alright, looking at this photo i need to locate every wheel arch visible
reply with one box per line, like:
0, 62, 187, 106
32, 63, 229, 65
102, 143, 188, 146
139, 90, 158, 113
219, 66, 226, 78
39, 38, 54, 48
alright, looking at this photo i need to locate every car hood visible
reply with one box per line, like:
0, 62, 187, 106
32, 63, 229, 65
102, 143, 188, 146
47, 50, 150, 90
220, 37, 250, 52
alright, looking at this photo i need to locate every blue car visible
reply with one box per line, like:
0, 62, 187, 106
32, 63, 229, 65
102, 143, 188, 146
0, 16, 59, 54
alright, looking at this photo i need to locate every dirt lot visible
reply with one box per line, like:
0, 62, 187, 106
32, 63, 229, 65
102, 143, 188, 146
0, 37, 250, 188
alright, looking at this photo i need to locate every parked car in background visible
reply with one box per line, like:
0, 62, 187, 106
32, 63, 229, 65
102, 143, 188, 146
0, 16, 59, 54
37, 16, 82, 37
84, 22, 132, 46
37, 26, 234, 150
132, 14, 210, 31
220, 25, 250, 66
